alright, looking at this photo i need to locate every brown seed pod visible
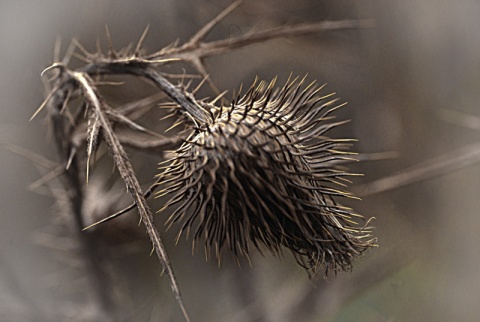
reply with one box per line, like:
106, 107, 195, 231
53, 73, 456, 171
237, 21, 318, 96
157, 76, 375, 274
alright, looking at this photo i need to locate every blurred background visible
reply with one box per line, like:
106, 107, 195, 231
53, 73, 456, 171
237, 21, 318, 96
1, 0, 480, 321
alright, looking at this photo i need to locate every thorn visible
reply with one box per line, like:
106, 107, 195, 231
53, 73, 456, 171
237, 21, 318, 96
192, 74, 210, 95
104, 24, 116, 57
135, 24, 150, 55
71, 52, 90, 63
148, 57, 182, 64
62, 39, 77, 66
184, 79, 193, 91
189, 58, 220, 95
96, 36, 102, 55
211, 91, 228, 106
66, 147, 76, 170
82, 203, 136, 231
118, 43, 132, 57
59, 90, 72, 116
72, 38, 92, 58
159, 112, 177, 121
86, 161, 90, 185
30, 83, 62, 121
40, 63, 64, 77
164, 120, 184, 133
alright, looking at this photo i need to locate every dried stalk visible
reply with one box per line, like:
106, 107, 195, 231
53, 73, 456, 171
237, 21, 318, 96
31, 1, 375, 319
43, 75, 116, 318
356, 142, 480, 197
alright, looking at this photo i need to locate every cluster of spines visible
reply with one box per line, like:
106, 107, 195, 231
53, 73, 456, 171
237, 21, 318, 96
157, 76, 375, 274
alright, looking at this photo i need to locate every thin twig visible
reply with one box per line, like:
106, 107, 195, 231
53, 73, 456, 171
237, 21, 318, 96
81, 63, 211, 125
149, 19, 374, 61
355, 142, 480, 197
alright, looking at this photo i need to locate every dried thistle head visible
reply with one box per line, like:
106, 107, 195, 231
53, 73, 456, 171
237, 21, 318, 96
158, 76, 375, 275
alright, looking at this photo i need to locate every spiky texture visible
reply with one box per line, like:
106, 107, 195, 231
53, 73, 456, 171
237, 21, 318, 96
158, 77, 375, 274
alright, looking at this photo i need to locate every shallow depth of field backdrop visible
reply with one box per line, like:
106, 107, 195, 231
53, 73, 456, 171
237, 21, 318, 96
1, 1, 480, 321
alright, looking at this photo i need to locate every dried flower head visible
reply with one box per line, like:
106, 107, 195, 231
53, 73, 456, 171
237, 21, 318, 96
158, 76, 375, 274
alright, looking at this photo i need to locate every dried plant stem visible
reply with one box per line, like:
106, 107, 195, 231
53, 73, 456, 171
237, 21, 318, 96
34, 62, 195, 319
31, 1, 378, 318
148, 18, 374, 63
47, 90, 115, 318
178, 19, 374, 58
70, 71, 190, 321
81, 63, 209, 124
355, 142, 480, 196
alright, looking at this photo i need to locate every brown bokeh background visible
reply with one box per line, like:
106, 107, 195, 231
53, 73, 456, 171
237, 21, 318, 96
1, 0, 480, 321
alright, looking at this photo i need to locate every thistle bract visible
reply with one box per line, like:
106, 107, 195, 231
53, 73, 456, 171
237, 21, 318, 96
158, 77, 375, 274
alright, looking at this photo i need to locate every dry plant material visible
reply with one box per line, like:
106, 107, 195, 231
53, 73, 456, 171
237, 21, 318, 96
160, 77, 375, 273
32, 1, 375, 319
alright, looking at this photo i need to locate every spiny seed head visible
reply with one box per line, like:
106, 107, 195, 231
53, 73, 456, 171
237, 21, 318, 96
158, 76, 375, 275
